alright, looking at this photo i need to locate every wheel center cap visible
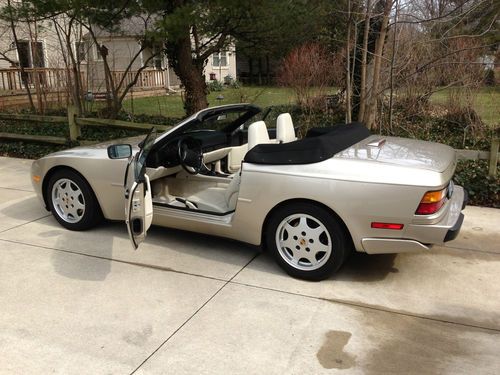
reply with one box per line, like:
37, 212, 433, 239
299, 238, 306, 246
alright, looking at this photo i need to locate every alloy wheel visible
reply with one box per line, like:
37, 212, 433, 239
51, 178, 86, 223
275, 213, 333, 271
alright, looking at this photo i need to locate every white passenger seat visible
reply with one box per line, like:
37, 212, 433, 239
276, 113, 296, 143
247, 120, 271, 150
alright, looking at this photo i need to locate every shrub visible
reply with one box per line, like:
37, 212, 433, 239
207, 80, 224, 92
382, 105, 492, 151
277, 43, 341, 111
483, 69, 496, 86
454, 160, 499, 208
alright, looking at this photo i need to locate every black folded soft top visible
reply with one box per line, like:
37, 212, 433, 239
243, 122, 371, 165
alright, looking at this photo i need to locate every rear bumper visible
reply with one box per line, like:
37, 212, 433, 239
443, 189, 467, 242
444, 213, 464, 242
361, 185, 467, 254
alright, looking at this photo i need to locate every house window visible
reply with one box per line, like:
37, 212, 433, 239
17, 41, 31, 68
31, 41, 45, 67
212, 51, 227, 67
145, 44, 164, 70
75, 42, 86, 62
94, 44, 106, 61
16, 40, 45, 68
152, 45, 163, 70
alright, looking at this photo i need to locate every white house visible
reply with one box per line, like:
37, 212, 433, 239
0, 11, 238, 97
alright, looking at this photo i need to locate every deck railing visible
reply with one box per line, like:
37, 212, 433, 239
0, 67, 167, 93
111, 69, 167, 90
0, 68, 74, 91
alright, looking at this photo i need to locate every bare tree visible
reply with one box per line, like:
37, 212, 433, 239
84, 16, 160, 117
364, 0, 393, 129
278, 43, 337, 110
4, 0, 36, 112
358, 0, 371, 123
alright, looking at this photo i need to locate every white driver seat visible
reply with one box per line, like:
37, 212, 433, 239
247, 120, 271, 150
276, 113, 296, 143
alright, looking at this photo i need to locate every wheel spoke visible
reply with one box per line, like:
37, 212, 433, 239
74, 199, 85, 211
308, 226, 326, 240
297, 216, 309, 232
283, 222, 300, 239
309, 243, 330, 261
300, 251, 316, 264
280, 237, 296, 251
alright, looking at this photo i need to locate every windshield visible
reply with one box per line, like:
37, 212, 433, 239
134, 128, 157, 181
174, 105, 261, 136
187, 111, 248, 132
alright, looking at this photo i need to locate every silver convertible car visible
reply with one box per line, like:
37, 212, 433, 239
31, 104, 466, 280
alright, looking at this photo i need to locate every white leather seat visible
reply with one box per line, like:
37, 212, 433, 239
276, 113, 296, 143
185, 172, 241, 213
248, 120, 271, 150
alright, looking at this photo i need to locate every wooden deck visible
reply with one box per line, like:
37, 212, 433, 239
0, 67, 172, 109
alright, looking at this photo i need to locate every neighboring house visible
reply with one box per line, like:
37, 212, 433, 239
0, 13, 65, 70
205, 46, 237, 82
236, 53, 277, 85
0, 12, 238, 97
82, 17, 181, 94
477, 55, 496, 71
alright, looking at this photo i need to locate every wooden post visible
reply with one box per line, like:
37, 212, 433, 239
488, 137, 499, 177
68, 105, 80, 141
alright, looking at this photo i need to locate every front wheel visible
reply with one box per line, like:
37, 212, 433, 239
47, 169, 102, 231
265, 203, 350, 281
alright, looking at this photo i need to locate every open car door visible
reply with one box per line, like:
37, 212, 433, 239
124, 129, 156, 249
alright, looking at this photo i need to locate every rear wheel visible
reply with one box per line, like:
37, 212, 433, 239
266, 203, 349, 281
47, 169, 102, 231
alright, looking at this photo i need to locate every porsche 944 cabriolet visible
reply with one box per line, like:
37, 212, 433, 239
31, 104, 466, 280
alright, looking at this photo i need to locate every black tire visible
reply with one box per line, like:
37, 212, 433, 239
46, 169, 103, 231
265, 202, 350, 281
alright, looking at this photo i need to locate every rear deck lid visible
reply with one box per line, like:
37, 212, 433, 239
335, 135, 456, 172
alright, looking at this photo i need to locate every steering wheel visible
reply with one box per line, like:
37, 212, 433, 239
177, 137, 203, 175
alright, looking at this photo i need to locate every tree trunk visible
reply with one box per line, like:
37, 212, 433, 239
345, 0, 352, 123
7, 0, 35, 112
248, 57, 253, 84
358, 0, 371, 122
266, 55, 270, 84
365, 0, 393, 129
258, 57, 263, 85
169, 33, 208, 115
64, 19, 83, 115
388, 0, 399, 131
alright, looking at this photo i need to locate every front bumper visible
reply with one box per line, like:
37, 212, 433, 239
362, 185, 467, 254
30, 160, 46, 208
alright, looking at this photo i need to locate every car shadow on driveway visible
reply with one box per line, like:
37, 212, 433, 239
253, 251, 399, 282
36, 219, 259, 282
41, 221, 114, 282
1, 195, 397, 283
334, 252, 399, 282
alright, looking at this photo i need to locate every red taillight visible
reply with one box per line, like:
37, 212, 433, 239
371, 222, 404, 230
416, 188, 447, 215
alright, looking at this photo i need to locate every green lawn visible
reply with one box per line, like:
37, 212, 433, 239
122, 86, 296, 119
430, 86, 499, 127
121, 85, 499, 126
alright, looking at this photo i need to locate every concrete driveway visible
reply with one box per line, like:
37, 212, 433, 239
0, 156, 499, 374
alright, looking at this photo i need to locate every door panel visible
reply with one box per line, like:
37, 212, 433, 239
126, 175, 153, 249
124, 128, 156, 249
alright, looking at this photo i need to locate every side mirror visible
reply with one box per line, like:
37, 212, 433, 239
107, 144, 132, 159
